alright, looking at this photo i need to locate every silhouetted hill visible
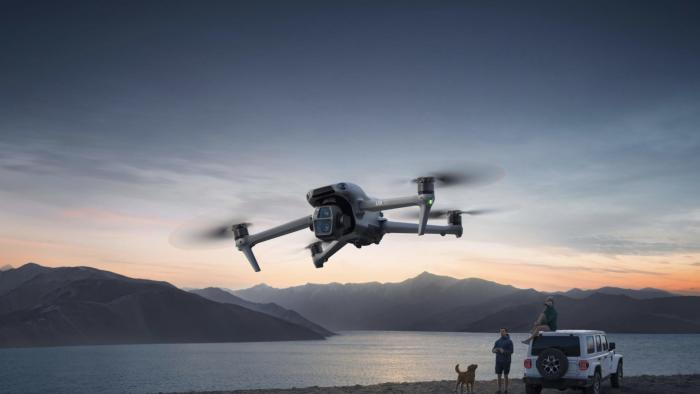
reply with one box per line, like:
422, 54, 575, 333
190, 287, 334, 337
235, 272, 519, 330
463, 293, 700, 333
557, 286, 675, 300
0, 263, 325, 348
235, 272, 700, 333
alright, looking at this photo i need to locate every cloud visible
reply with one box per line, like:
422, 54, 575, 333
564, 235, 700, 256
494, 261, 666, 276
0, 143, 171, 185
61, 208, 175, 227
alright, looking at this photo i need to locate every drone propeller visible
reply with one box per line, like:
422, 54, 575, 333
403, 163, 504, 189
398, 208, 499, 220
293, 236, 322, 252
169, 215, 252, 249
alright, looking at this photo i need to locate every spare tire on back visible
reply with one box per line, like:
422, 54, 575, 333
536, 348, 568, 380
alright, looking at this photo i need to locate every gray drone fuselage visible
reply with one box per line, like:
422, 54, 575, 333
234, 180, 463, 272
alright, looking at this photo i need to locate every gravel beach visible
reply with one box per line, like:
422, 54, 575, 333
171, 374, 700, 394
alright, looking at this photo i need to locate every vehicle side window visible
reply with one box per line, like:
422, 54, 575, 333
586, 336, 595, 353
602, 335, 608, 351
595, 335, 602, 352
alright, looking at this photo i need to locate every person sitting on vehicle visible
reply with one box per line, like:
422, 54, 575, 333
521, 296, 557, 344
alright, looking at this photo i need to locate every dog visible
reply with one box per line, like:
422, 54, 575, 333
455, 363, 477, 394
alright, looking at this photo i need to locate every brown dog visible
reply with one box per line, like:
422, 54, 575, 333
455, 363, 477, 394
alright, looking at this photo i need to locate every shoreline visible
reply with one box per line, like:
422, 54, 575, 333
172, 374, 700, 393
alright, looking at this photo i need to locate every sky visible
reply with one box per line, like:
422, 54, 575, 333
1, 1, 699, 294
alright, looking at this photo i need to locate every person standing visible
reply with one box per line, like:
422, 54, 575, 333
522, 296, 558, 344
492, 327, 513, 394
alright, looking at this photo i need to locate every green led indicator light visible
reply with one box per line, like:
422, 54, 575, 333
427, 199, 433, 206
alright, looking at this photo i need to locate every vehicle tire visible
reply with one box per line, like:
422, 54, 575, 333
536, 348, 569, 380
525, 384, 543, 394
585, 370, 602, 394
611, 360, 623, 388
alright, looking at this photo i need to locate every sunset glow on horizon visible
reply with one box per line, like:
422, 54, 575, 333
1, 2, 699, 295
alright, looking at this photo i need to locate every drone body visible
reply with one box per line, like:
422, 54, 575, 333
234, 178, 464, 272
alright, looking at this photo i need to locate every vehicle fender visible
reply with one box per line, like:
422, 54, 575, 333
613, 355, 623, 368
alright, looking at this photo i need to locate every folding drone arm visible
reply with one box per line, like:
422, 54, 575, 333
381, 220, 463, 237
360, 194, 435, 236
308, 233, 355, 269
234, 215, 313, 272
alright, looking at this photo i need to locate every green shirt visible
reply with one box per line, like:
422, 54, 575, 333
544, 305, 558, 331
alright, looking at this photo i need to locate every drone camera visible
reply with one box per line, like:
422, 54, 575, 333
311, 205, 353, 240
313, 205, 337, 237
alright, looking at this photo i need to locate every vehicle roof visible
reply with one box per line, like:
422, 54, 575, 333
540, 330, 606, 335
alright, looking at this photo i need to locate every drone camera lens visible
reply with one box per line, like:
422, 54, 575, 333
318, 206, 332, 218
314, 219, 332, 235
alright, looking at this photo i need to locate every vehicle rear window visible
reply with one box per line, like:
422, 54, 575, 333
595, 335, 602, 352
586, 336, 595, 353
532, 336, 581, 357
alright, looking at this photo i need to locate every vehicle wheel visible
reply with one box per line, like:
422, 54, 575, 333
585, 370, 602, 394
536, 348, 569, 380
611, 360, 623, 388
525, 384, 543, 394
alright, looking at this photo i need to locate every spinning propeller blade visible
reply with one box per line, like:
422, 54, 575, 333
405, 163, 504, 189
398, 208, 500, 220
169, 215, 252, 249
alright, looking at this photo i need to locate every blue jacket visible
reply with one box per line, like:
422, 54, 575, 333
493, 335, 513, 363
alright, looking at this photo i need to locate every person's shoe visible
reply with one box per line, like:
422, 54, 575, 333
521, 339, 530, 344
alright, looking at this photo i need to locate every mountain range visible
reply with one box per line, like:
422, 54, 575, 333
0, 263, 328, 348
234, 272, 700, 333
190, 287, 334, 337
1, 263, 698, 349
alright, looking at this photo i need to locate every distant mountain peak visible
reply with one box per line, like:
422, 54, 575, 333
0, 264, 12, 271
407, 271, 457, 283
249, 283, 275, 290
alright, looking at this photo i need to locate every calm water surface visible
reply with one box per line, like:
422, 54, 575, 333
1, 331, 699, 394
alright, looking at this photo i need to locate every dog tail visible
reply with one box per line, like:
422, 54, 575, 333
455, 364, 462, 373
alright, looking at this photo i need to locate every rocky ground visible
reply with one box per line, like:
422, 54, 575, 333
171, 374, 700, 394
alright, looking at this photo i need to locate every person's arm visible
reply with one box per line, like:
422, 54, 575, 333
535, 311, 545, 325
504, 340, 513, 355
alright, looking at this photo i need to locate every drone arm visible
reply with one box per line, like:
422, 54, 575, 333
360, 194, 435, 235
236, 216, 312, 272
311, 239, 348, 268
247, 216, 313, 247
382, 220, 462, 237
359, 195, 429, 211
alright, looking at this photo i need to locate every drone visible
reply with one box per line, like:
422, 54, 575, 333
172, 169, 501, 272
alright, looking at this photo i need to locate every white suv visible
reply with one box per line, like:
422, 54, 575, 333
523, 330, 623, 394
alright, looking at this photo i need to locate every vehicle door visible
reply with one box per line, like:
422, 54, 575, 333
593, 335, 610, 376
601, 335, 614, 376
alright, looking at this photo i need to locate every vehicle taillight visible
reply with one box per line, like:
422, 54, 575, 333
524, 358, 532, 369
578, 360, 589, 371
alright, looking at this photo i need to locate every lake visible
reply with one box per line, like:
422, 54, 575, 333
1, 331, 698, 394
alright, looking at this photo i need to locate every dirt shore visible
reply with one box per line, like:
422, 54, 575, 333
172, 374, 700, 394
